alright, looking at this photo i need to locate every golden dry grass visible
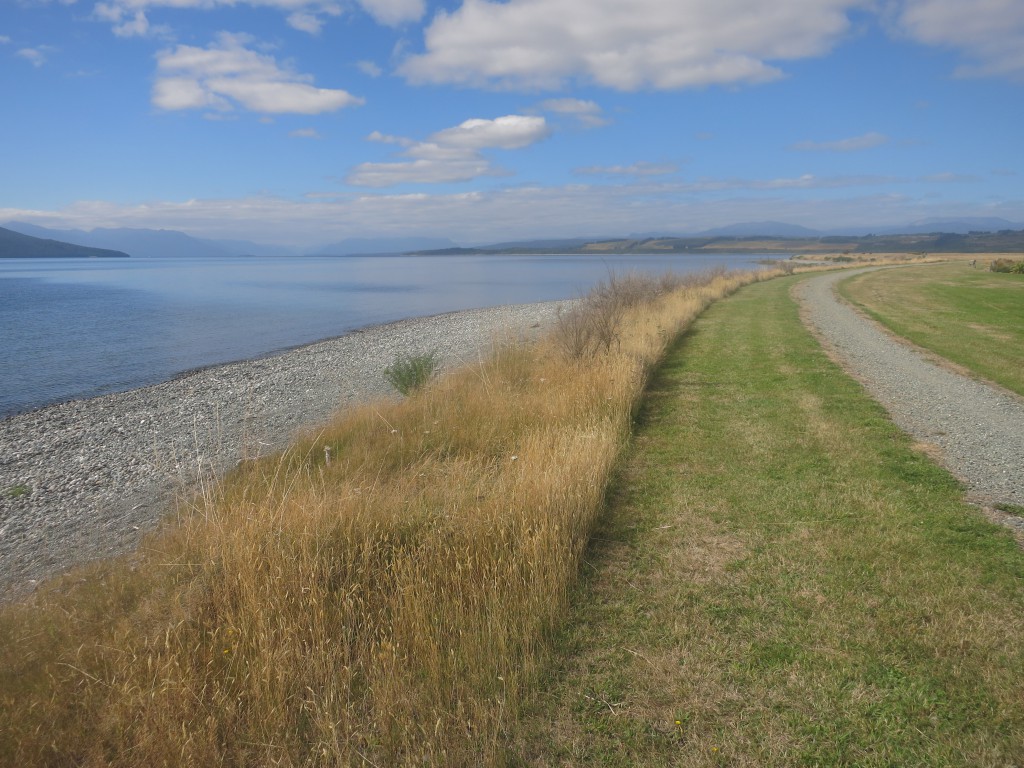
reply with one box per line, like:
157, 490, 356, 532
0, 268, 778, 766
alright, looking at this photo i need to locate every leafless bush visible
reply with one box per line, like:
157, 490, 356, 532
554, 270, 711, 359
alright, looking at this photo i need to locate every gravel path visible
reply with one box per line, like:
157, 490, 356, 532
0, 301, 565, 598
796, 268, 1024, 518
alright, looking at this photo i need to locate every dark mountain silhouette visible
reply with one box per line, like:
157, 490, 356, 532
0, 226, 129, 259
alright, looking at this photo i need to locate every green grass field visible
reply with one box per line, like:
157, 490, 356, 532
837, 262, 1024, 396
515, 275, 1024, 766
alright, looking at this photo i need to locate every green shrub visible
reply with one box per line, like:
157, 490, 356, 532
989, 258, 1024, 274
5, 484, 29, 499
384, 350, 441, 395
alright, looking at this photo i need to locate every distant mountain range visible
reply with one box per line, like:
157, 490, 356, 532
1, 222, 300, 259
3, 217, 1022, 259
0, 226, 130, 259
308, 236, 460, 256
693, 221, 825, 238
1, 222, 459, 259
630, 217, 1024, 239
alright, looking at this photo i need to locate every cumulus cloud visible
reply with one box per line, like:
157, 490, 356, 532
348, 115, 549, 186
401, 0, 863, 90
575, 162, 679, 177
92, 0, 419, 36
790, 131, 890, 152
153, 33, 363, 115
93, 3, 167, 38
0, 36, 11, 45
430, 115, 549, 150
290, 127, 322, 138
893, 0, 1024, 79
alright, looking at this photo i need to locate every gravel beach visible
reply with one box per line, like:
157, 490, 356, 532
796, 268, 1024, 522
0, 301, 566, 598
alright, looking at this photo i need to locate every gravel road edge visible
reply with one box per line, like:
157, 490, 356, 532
795, 268, 1024, 531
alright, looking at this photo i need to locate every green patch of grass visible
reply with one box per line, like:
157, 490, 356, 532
838, 262, 1024, 395
514, 275, 1024, 766
995, 503, 1024, 517
5, 484, 29, 499
383, 349, 440, 395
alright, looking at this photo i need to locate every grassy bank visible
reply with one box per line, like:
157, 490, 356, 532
516, 275, 1024, 765
0, 269, 772, 766
838, 261, 1024, 395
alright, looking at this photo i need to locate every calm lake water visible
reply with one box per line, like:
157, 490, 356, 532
0, 253, 772, 417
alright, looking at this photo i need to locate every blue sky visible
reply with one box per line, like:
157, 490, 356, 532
1, 0, 1021, 246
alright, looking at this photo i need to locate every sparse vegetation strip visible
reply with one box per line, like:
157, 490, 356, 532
0, 268, 772, 765
517, 274, 1024, 765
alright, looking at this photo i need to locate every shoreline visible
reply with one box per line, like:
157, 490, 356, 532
0, 300, 566, 599
0, 306, 546, 422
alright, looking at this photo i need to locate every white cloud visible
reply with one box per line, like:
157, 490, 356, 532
153, 33, 363, 115
287, 12, 325, 34
348, 115, 549, 186
346, 156, 496, 186
536, 97, 610, 127
0, 36, 11, 45
401, 0, 864, 90
368, 130, 414, 146
790, 132, 889, 152
111, 10, 152, 37
16, 47, 48, 67
538, 98, 601, 115
289, 127, 322, 138
357, 60, 383, 77
576, 162, 679, 177
356, 0, 425, 26
91, 0, 418, 36
894, 0, 1024, 79
431, 115, 550, 150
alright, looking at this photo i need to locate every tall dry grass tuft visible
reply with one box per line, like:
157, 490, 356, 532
0, 267, 775, 766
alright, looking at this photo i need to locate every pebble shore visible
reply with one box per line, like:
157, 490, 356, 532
0, 301, 566, 598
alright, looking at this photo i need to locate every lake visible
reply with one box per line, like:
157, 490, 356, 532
0, 252, 773, 417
